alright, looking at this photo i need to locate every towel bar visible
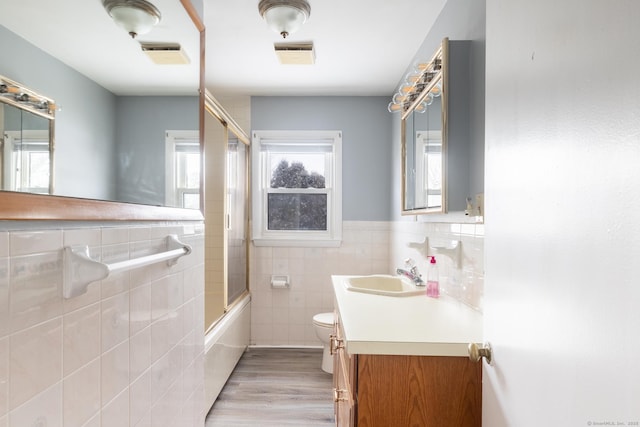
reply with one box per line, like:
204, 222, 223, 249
63, 234, 192, 299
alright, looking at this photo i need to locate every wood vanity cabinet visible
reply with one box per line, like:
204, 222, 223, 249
332, 312, 482, 427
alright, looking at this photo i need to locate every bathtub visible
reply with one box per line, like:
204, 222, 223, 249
204, 294, 251, 410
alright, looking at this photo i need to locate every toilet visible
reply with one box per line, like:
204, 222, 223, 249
312, 312, 335, 374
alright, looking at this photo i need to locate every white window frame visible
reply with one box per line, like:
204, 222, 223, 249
3, 130, 50, 193
165, 130, 200, 208
415, 130, 443, 209
252, 130, 342, 247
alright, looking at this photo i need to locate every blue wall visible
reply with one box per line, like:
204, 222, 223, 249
251, 96, 393, 221
391, 0, 486, 220
1, 25, 198, 206
0, 24, 117, 200
115, 96, 198, 206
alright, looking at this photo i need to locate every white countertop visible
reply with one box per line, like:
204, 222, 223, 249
332, 275, 483, 357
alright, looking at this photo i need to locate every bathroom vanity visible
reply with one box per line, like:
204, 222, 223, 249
331, 275, 483, 427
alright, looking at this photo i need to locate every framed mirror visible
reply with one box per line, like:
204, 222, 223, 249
1, 75, 55, 195
400, 39, 447, 214
0, 0, 204, 221
397, 38, 481, 219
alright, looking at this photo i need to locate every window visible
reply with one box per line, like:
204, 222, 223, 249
252, 130, 342, 247
3, 130, 50, 194
415, 130, 442, 209
165, 130, 200, 209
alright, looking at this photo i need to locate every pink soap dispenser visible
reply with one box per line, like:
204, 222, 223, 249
426, 256, 440, 298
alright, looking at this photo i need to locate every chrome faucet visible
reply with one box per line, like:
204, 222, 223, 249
396, 258, 424, 286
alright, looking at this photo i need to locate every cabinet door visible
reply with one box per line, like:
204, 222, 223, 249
357, 355, 481, 427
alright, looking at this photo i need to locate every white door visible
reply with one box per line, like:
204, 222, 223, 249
483, 1, 640, 426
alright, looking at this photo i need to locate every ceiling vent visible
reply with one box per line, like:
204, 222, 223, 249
274, 42, 315, 65
140, 43, 190, 65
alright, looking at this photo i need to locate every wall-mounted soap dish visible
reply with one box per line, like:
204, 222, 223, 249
408, 237, 462, 268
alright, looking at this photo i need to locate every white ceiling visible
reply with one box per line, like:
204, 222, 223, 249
204, 0, 447, 96
0, 0, 447, 97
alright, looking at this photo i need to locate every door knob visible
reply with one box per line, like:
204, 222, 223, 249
468, 342, 492, 364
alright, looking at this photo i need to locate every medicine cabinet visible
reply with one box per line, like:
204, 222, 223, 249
399, 38, 483, 219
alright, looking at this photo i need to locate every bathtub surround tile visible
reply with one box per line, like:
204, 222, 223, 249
129, 369, 152, 427
151, 276, 170, 322
101, 291, 130, 352
128, 227, 151, 243
167, 273, 184, 313
181, 332, 196, 376
9, 230, 62, 256
0, 338, 7, 417
101, 227, 129, 246
183, 264, 203, 303
134, 413, 152, 427
101, 340, 129, 406
100, 243, 131, 299
9, 382, 62, 427
130, 283, 152, 336
168, 305, 184, 350
151, 315, 171, 361
0, 224, 204, 427
63, 302, 101, 376
0, 234, 8, 258
0, 259, 8, 338
9, 251, 63, 332
63, 228, 101, 248
10, 318, 63, 410
150, 346, 181, 406
82, 413, 101, 427
63, 358, 100, 427
151, 375, 183, 427
130, 327, 152, 381
101, 388, 129, 427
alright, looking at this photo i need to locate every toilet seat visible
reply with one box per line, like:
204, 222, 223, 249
313, 312, 334, 327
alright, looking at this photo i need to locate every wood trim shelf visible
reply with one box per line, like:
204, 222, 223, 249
0, 192, 203, 221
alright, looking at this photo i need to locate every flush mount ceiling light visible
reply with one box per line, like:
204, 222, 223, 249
258, 0, 311, 39
103, 0, 161, 39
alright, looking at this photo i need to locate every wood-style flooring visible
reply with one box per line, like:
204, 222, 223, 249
205, 348, 335, 426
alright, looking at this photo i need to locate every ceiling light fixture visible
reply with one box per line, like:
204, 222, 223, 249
103, 0, 161, 39
258, 0, 311, 39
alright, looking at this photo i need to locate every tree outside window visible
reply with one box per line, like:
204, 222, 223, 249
268, 159, 327, 230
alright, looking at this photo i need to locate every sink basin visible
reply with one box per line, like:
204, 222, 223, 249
344, 275, 424, 297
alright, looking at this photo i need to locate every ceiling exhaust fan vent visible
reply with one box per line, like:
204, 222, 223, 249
140, 43, 190, 65
274, 41, 315, 65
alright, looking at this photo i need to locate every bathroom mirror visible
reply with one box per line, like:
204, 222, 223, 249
401, 39, 447, 214
400, 38, 481, 218
0, 78, 55, 194
0, 0, 204, 220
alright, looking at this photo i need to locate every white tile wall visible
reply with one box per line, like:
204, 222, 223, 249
0, 223, 205, 427
390, 220, 485, 311
250, 221, 391, 346
249, 220, 484, 347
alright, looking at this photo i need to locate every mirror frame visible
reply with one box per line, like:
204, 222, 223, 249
401, 38, 448, 215
0, 75, 56, 195
0, 0, 205, 222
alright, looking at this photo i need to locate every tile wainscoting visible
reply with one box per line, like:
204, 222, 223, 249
0, 222, 205, 427
390, 220, 485, 312
249, 220, 484, 347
